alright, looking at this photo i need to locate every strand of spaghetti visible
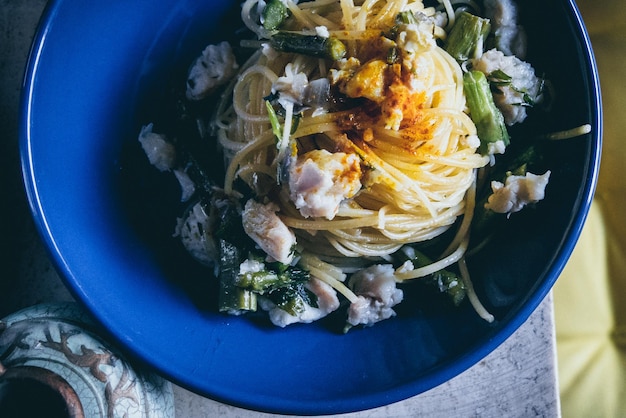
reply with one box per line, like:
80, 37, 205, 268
360, 188, 430, 216
419, 107, 476, 129
327, 236, 367, 257
340, 0, 357, 31
435, 46, 467, 102
282, 214, 381, 230
442, 171, 477, 256
377, 204, 390, 229
381, 209, 461, 229
292, 121, 342, 137
427, 80, 457, 103
354, 0, 375, 30
330, 235, 403, 255
373, 144, 485, 170
362, 160, 440, 211
417, 179, 472, 205
308, 266, 359, 302
223, 132, 274, 194
384, 208, 461, 226
418, 152, 489, 169
212, 51, 260, 131
428, 51, 463, 99
302, 250, 369, 270
241, 0, 264, 36
372, 145, 480, 168
329, 239, 404, 257
366, 183, 437, 214
216, 125, 246, 153
285, 0, 339, 29
235, 162, 276, 183
299, 252, 346, 279
543, 124, 592, 140
368, 0, 405, 29
327, 237, 402, 259
380, 224, 453, 241
430, 52, 459, 109
232, 66, 278, 122
382, 160, 470, 186
395, 237, 468, 280
371, 0, 407, 28
213, 102, 236, 132
335, 204, 377, 217
418, 170, 470, 188
367, 130, 429, 149
327, 228, 401, 243
284, 0, 320, 29
440, 0, 456, 29
458, 257, 495, 322
384, 208, 461, 229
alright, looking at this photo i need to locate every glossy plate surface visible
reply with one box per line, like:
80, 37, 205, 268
21, 0, 601, 415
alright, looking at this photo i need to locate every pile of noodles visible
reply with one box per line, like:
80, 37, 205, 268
213, 0, 489, 283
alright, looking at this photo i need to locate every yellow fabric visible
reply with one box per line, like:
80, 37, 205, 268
554, 1, 626, 417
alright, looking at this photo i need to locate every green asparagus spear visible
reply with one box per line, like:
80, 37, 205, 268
262, 0, 290, 31
233, 258, 315, 316
235, 263, 310, 294
444, 11, 491, 62
236, 269, 283, 293
270, 32, 346, 61
218, 239, 257, 314
463, 70, 510, 155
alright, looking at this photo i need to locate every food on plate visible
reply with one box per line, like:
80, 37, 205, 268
138, 0, 590, 330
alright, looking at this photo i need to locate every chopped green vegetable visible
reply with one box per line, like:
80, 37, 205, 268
266, 282, 318, 316
218, 239, 257, 313
265, 99, 283, 140
487, 69, 513, 87
410, 250, 466, 306
463, 70, 510, 155
236, 269, 284, 293
386, 11, 418, 39
444, 11, 491, 62
386, 46, 399, 64
270, 32, 346, 61
266, 261, 309, 280
235, 262, 310, 294
396, 10, 418, 25
233, 259, 315, 316
262, 0, 290, 31
488, 70, 542, 107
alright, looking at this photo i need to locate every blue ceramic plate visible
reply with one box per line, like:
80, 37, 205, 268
21, 0, 601, 415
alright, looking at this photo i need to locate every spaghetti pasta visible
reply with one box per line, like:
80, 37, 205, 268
139, 0, 565, 329
216, 0, 489, 269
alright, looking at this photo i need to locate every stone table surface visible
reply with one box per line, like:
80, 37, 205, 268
0, 1, 561, 416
